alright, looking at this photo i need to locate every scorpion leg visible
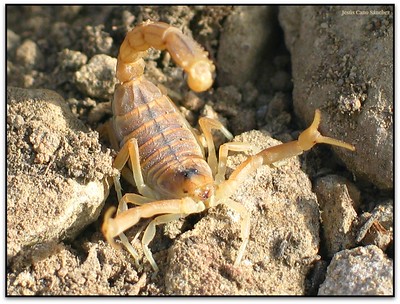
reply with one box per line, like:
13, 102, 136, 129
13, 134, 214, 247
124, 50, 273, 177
108, 173, 143, 266
142, 213, 183, 272
114, 137, 157, 199
121, 193, 154, 206
215, 142, 254, 184
97, 121, 139, 203
98, 120, 120, 151
108, 137, 160, 265
98, 122, 142, 264
218, 198, 251, 266
97, 121, 143, 263
120, 167, 136, 188
198, 117, 233, 176
103, 205, 141, 266
118, 231, 141, 267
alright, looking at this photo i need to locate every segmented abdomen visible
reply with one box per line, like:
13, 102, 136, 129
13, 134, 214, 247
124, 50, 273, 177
112, 77, 206, 195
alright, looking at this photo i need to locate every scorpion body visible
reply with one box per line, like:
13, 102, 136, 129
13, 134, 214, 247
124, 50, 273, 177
102, 21, 356, 272
113, 71, 213, 201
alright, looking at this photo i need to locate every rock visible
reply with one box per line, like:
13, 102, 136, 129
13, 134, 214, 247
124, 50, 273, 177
58, 49, 88, 71
229, 108, 257, 135
356, 200, 393, 251
279, 6, 393, 190
81, 25, 114, 57
318, 245, 393, 295
270, 70, 292, 92
314, 175, 359, 257
263, 92, 292, 135
181, 91, 205, 111
15, 39, 45, 70
217, 6, 277, 87
74, 54, 117, 99
165, 130, 320, 295
7, 29, 21, 55
7, 235, 143, 295
7, 87, 114, 269
212, 86, 257, 135
215, 85, 242, 105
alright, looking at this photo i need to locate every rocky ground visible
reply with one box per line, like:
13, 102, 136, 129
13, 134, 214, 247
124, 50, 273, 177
6, 5, 393, 295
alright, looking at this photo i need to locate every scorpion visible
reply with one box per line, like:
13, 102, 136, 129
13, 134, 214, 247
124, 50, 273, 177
101, 20, 356, 272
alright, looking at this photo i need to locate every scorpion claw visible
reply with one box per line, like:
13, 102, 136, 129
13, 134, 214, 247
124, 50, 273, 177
102, 206, 121, 250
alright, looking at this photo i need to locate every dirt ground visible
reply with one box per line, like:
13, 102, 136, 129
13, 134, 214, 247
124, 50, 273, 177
6, 5, 393, 296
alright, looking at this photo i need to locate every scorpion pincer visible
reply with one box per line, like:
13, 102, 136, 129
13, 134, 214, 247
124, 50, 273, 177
102, 20, 356, 272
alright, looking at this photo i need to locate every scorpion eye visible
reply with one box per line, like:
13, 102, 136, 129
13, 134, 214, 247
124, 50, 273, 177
182, 168, 199, 179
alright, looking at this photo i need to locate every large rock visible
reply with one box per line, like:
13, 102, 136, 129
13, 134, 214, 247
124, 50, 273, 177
314, 175, 359, 257
7, 87, 114, 268
319, 245, 393, 295
279, 6, 393, 189
217, 6, 277, 87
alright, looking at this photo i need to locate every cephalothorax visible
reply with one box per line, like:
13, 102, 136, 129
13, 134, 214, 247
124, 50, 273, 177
102, 20, 355, 272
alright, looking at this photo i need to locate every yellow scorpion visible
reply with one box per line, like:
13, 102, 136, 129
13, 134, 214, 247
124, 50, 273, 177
102, 20, 355, 272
